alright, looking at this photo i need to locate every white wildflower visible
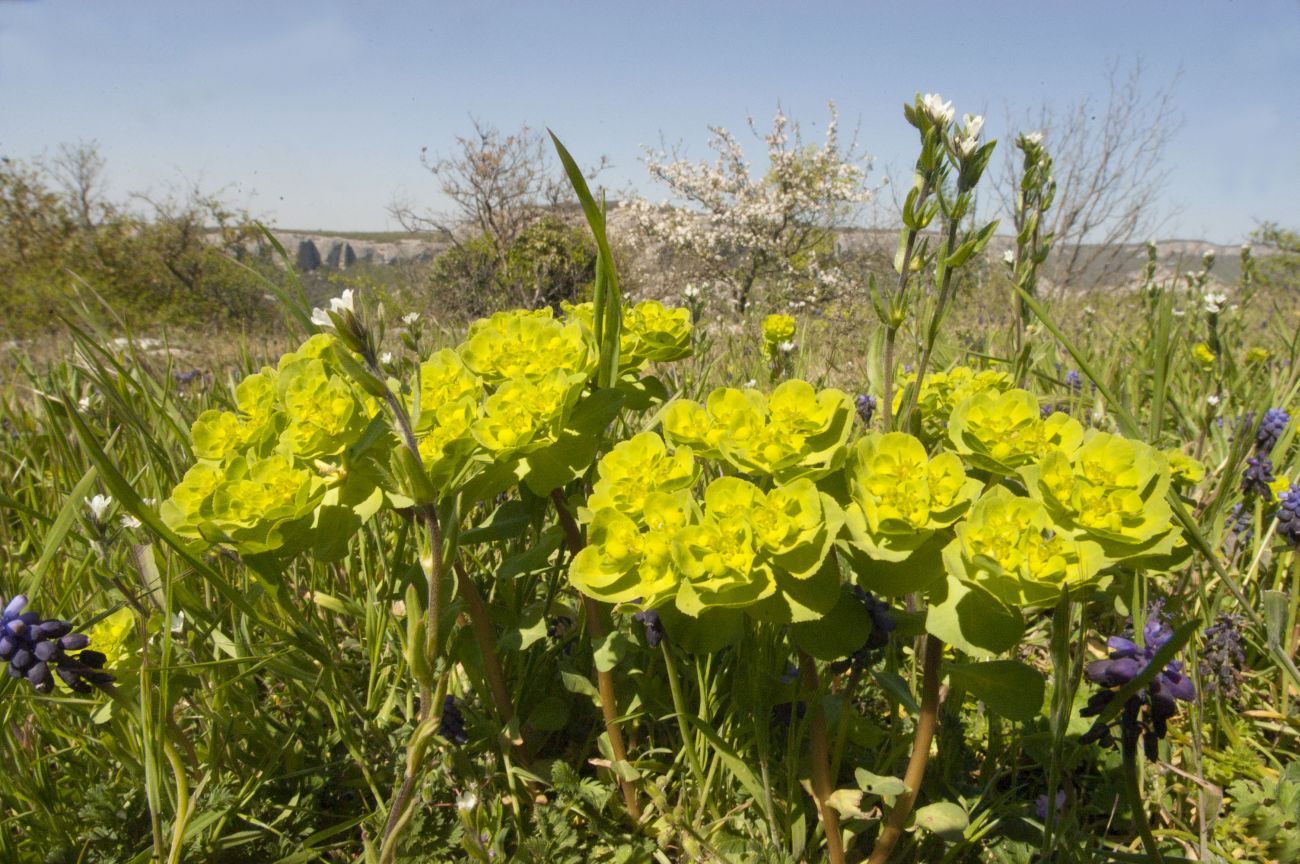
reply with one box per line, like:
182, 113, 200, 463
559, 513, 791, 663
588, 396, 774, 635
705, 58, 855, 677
87, 494, 112, 522
1172, 308, 1185, 317
1023, 130, 1044, 146
121, 514, 142, 530
963, 113, 984, 139
1206, 394, 1221, 408
379, 352, 393, 365
956, 135, 979, 158
778, 341, 795, 354
683, 284, 700, 300
78, 396, 92, 411
1204, 292, 1228, 315
921, 93, 954, 125
311, 289, 356, 329
1002, 249, 1015, 266
743, 379, 757, 389
329, 289, 355, 315
401, 312, 420, 325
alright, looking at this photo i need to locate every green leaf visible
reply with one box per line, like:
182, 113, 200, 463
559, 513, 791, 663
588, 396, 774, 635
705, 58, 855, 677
520, 389, 625, 495
872, 670, 920, 716
946, 660, 1045, 722
559, 667, 601, 705
789, 583, 872, 660
657, 603, 744, 654
912, 801, 969, 841
500, 607, 549, 652
459, 498, 537, 545
1264, 590, 1288, 647
21, 466, 98, 596
550, 131, 621, 387
526, 696, 571, 732
496, 528, 563, 581
592, 630, 632, 673
925, 573, 1024, 657
855, 768, 908, 798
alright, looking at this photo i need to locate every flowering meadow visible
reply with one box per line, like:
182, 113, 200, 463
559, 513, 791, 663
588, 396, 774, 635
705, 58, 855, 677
2, 97, 1299, 864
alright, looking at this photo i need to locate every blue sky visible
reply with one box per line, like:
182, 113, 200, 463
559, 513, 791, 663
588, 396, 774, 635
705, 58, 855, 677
2, 0, 1297, 242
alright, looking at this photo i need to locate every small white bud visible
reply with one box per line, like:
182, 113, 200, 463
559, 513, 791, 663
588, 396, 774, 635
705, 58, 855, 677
87, 494, 112, 522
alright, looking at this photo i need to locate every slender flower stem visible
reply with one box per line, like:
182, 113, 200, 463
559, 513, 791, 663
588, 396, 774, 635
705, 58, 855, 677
897, 215, 962, 430
800, 652, 845, 864
882, 176, 932, 432
371, 370, 451, 862
661, 640, 712, 817
868, 636, 944, 864
1121, 727, 1165, 864
551, 488, 642, 821
163, 739, 192, 864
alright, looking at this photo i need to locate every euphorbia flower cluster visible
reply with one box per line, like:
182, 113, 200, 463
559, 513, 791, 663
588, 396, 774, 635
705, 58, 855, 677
163, 299, 694, 556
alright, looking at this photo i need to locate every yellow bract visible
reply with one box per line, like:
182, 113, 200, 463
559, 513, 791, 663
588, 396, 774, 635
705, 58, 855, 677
762, 313, 796, 346
587, 432, 697, 523
948, 388, 1083, 472
460, 309, 594, 382
663, 380, 851, 480
1026, 430, 1173, 554
892, 366, 1013, 442
946, 488, 1103, 606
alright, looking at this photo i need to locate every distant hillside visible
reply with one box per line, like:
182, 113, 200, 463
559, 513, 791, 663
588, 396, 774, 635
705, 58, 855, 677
236, 224, 1254, 290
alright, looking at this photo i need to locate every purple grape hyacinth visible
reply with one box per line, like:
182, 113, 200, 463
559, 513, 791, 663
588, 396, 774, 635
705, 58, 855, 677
0, 594, 113, 694
1079, 606, 1195, 760
1256, 407, 1290, 454
1200, 612, 1247, 699
1276, 483, 1300, 548
855, 394, 876, 426
438, 694, 468, 745
632, 608, 665, 648
1241, 454, 1276, 498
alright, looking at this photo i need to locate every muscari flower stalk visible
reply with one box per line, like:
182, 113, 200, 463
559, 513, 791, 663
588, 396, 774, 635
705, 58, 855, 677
1065, 370, 1082, 391
1241, 454, 1276, 498
1228, 502, 1254, 543
1200, 612, 1247, 699
855, 393, 876, 426
1276, 483, 1300, 548
0, 595, 113, 694
632, 608, 665, 648
438, 695, 468, 745
1079, 607, 1195, 761
1256, 407, 1290, 454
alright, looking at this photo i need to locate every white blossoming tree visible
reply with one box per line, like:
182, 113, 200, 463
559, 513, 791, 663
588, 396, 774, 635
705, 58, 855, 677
623, 105, 871, 313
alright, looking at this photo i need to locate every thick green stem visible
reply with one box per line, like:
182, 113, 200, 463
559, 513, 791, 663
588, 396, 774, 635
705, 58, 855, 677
868, 636, 944, 864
